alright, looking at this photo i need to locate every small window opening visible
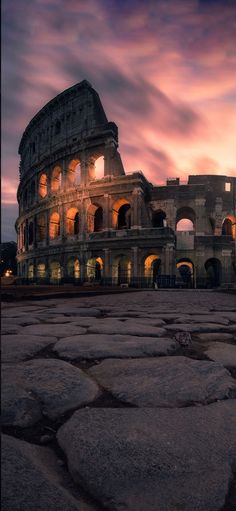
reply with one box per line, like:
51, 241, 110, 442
225, 182, 231, 192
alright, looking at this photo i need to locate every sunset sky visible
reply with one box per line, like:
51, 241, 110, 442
2, 0, 236, 241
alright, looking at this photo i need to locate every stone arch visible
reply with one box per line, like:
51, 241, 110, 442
39, 173, 48, 198
112, 198, 131, 229
23, 189, 28, 208
49, 261, 61, 283
49, 212, 60, 239
30, 181, 35, 203
205, 258, 222, 288
144, 254, 161, 286
86, 257, 103, 282
176, 207, 195, 231
112, 254, 132, 285
176, 258, 194, 288
28, 221, 34, 245
51, 165, 62, 193
67, 159, 81, 186
66, 208, 80, 235
152, 210, 167, 228
222, 215, 236, 239
87, 203, 103, 232
37, 213, 46, 242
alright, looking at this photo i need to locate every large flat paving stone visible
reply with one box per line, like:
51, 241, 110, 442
165, 323, 227, 333
53, 334, 177, 360
206, 342, 236, 368
195, 332, 234, 342
49, 306, 102, 317
174, 315, 230, 325
23, 324, 87, 337
2, 434, 95, 511
2, 334, 57, 363
2, 359, 100, 427
57, 402, 236, 511
88, 356, 236, 407
88, 322, 166, 337
1, 322, 23, 335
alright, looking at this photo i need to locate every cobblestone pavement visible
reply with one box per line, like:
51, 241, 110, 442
2, 290, 236, 511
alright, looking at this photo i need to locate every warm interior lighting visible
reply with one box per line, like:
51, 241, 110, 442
225, 182, 231, 192
39, 173, 48, 198
4, 269, 12, 277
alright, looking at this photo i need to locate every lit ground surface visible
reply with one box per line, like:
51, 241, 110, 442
2, 289, 236, 511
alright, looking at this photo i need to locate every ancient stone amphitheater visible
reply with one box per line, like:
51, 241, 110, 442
16, 80, 236, 288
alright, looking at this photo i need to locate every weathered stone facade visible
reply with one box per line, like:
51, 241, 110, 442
16, 80, 236, 287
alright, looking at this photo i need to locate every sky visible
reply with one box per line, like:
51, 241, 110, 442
2, 0, 236, 241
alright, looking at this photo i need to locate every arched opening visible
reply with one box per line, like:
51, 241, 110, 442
28, 264, 34, 279
50, 261, 61, 283
176, 207, 195, 231
87, 204, 103, 232
112, 199, 131, 229
86, 257, 103, 282
37, 263, 46, 279
152, 210, 167, 228
39, 174, 48, 198
66, 208, 79, 235
112, 255, 132, 285
95, 156, 104, 179
67, 159, 81, 186
176, 259, 194, 288
144, 255, 161, 286
28, 222, 34, 245
49, 212, 60, 239
37, 214, 46, 242
205, 258, 221, 288
51, 166, 62, 192
222, 216, 236, 239
67, 258, 80, 279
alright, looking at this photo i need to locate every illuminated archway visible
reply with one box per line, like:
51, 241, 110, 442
67, 159, 81, 186
39, 173, 48, 198
94, 156, 104, 179
86, 257, 103, 281
112, 255, 132, 285
87, 204, 103, 232
50, 261, 61, 282
66, 208, 79, 235
176, 259, 194, 288
28, 263, 34, 279
222, 215, 236, 239
67, 258, 80, 279
144, 255, 161, 285
49, 212, 60, 239
112, 198, 131, 229
51, 166, 62, 192
37, 263, 46, 278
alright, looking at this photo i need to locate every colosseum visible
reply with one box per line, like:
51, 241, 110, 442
16, 80, 236, 288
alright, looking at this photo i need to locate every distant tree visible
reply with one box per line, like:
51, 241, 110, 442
0, 242, 17, 276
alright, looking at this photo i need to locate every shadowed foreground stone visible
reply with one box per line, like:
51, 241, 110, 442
48, 306, 102, 317
206, 342, 236, 368
57, 402, 236, 511
88, 322, 166, 337
2, 360, 99, 427
2, 334, 57, 363
88, 356, 236, 407
195, 332, 234, 342
1, 435, 95, 511
165, 323, 227, 333
23, 324, 87, 338
53, 334, 176, 360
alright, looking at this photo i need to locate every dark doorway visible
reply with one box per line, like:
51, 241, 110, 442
94, 207, 103, 232
205, 258, 221, 287
118, 204, 131, 229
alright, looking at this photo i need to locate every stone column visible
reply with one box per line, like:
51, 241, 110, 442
46, 209, 50, 246
132, 188, 143, 228
103, 194, 111, 230
33, 215, 37, 249
103, 248, 111, 285
132, 246, 139, 286
195, 198, 207, 235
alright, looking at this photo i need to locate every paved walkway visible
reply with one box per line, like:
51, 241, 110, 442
2, 290, 236, 511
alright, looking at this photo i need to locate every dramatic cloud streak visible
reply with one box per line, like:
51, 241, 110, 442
2, 0, 236, 240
